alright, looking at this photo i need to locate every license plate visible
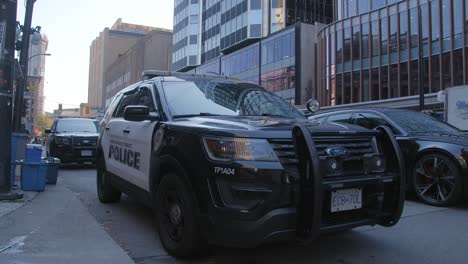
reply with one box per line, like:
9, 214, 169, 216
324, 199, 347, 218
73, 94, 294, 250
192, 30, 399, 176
331, 188, 362, 212
81, 150, 92, 157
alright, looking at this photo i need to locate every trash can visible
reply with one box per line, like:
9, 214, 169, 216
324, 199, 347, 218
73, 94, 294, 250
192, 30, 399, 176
25, 144, 43, 162
42, 157, 60, 185
21, 161, 48, 191
11, 133, 30, 189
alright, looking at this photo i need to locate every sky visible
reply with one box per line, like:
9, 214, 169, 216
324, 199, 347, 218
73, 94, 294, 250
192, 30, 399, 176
17, 0, 174, 112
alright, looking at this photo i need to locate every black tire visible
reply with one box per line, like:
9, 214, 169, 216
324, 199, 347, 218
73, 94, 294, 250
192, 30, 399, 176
413, 153, 463, 206
96, 158, 121, 203
155, 173, 206, 258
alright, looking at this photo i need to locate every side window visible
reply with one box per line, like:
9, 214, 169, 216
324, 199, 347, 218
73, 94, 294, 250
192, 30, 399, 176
51, 121, 57, 132
104, 93, 122, 121
326, 113, 353, 123
354, 112, 400, 134
114, 89, 138, 118
135, 86, 156, 112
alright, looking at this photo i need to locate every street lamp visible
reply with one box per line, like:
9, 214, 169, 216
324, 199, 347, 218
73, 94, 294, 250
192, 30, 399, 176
28, 53, 51, 61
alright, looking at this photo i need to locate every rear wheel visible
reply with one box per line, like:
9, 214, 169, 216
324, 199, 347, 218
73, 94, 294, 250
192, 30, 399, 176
156, 173, 206, 258
413, 153, 463, 206
96, 157, 121, 203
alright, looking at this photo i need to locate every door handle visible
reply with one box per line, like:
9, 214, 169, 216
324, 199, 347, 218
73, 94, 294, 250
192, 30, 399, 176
105, 126, 110, 131
123, 129, 131, 134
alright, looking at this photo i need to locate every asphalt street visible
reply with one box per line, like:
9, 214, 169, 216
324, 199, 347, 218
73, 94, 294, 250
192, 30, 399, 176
60, 167, 468, 264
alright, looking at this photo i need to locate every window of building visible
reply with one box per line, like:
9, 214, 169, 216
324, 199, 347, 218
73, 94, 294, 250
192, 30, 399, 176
371, 19, 379, 61
441, 52, 452, 89
372, 0, 386, 11
410, 59, 419, 96
335, 74, 343, 104
453, 49, 464, 86
430, 55, 440, 92
352, 25, 361, 68
352, 71, 360, 102
344, 27, 352, 63
371, 67, 379, 100
409, 8, 418, 59
389, 14, 398, 63
453, 0, 464, 48
441, 0, 451, 52
390, 63, 398, 98
336, 29, 343, 64
362, 70, 370, 101
420, 4, 429, 57
400, 62, 409, 97
430, 0, 440, 54
381, 17, 389, 65
361, 22, 370, 65
358, 0, 370, 14
380, 65, 389, 99
399, 11, 408, 61
343, 72, 351, 103
465, 0, 468, 44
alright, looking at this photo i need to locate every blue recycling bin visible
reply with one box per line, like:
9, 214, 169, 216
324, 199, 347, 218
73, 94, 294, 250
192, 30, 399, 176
11, 133, 30, 189
42, 157, 60, 185
21, 161, 48, 191
25, 144, 43, 162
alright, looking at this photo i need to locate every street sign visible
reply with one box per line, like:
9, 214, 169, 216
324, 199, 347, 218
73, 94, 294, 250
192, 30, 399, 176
0, 22, 6, 59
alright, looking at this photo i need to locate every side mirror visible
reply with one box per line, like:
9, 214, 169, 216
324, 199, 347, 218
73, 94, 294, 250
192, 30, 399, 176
124, 105, 158, 122
45, 128, 51, 134
306, 99, 320, 114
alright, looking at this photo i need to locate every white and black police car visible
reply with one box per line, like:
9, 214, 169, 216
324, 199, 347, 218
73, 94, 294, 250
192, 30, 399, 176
96, 71, 405, 257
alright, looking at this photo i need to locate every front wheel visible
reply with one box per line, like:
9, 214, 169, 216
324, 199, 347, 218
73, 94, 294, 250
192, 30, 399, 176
96, 158, 121, 203
155, 173, 206, 258
413, 153, 463, 206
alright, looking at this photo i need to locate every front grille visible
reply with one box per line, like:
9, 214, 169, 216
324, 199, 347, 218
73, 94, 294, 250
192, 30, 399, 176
268, 139, 300, 179
72, 137, 98, 147
314, 137, 375, 157
269, 137, 376, 180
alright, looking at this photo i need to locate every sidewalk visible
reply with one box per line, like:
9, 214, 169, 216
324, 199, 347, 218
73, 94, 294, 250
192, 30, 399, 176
0, 181, 134, 264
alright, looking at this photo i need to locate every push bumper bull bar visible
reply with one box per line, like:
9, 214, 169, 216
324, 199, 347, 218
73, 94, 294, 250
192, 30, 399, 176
292, 125, 406, 239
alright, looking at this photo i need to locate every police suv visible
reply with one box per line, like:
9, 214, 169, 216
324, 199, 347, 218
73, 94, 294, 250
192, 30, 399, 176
97, 71, 405, 257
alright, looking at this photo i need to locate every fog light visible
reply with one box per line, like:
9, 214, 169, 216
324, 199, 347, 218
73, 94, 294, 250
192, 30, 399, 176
321, 157, 343, 176
365, 154, 386, 173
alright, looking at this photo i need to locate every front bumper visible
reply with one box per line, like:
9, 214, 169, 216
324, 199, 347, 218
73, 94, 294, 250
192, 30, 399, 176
51, 145, 97, 163
202, 173, 399, 247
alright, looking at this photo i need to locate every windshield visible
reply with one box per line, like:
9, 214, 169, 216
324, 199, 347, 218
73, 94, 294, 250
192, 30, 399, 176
384, 110, 460, 134
162, 79, 305, 119
56, 119, 99, 133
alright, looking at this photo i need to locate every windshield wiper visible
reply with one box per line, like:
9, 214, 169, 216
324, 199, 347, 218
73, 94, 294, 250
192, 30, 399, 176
172, 113, 222, 118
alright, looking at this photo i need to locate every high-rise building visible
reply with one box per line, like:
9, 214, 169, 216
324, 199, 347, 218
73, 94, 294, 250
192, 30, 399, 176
172, 0, 335, 104
26, 34, 49, 133
317, 0, 468, 107
88, 19, 160, 111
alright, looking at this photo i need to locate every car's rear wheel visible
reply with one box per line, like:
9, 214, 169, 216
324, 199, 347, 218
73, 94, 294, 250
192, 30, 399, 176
413, 153, 463, 206
156, 173, 206, 258
96, 157, 121, 203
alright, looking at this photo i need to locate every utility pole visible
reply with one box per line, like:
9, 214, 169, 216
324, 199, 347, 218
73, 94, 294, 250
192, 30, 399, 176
13, 0, 36, 131
0, 0, 22, 199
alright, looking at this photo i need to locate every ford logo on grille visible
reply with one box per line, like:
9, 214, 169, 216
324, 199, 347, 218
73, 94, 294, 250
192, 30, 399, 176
325, 147, 350, 157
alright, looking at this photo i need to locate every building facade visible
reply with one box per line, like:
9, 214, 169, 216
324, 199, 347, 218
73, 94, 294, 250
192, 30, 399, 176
317, 0, 468, 107
172, 0, 335, 104
88, 19, 159, 111
104, 29, 173, 106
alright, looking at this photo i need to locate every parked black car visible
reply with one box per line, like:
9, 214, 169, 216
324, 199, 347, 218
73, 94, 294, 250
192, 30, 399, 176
310, 108, 468, 206
45, 118, 99, 164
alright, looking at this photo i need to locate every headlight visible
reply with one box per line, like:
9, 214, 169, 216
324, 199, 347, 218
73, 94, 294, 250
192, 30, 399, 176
55, 137, 70, 145
202, 136, 279, 162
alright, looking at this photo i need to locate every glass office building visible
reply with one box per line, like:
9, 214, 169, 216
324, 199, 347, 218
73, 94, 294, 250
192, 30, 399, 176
317, 0, 468, 106
173, 0, 334, 104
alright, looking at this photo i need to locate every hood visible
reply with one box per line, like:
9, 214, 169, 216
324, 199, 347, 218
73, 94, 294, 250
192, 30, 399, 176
168, 116, 377, 138
411, 132, 468, 147
55, 132, 99, 137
